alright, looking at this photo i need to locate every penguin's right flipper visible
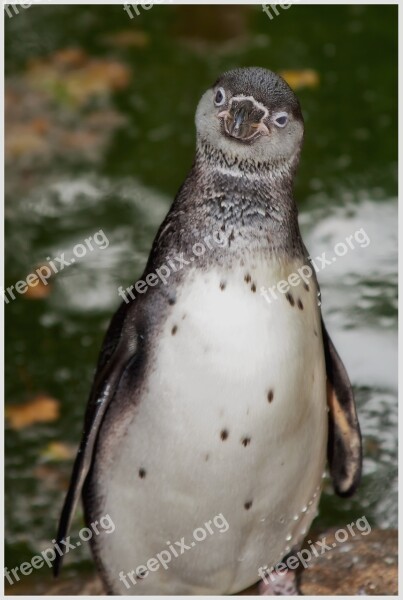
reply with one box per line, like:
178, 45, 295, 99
53, 301, 141, 576
322, 320, 362, 497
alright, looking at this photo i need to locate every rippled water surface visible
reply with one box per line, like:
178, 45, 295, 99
5, 4, 397, 592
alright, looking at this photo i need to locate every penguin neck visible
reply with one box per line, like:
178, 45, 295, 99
194, 137, 299, 188
191, 136, 300, 213
169, 138, 305, 259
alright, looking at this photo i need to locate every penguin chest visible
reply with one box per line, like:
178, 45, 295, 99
94, 259, 327, 594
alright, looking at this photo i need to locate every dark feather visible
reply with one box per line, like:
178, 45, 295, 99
53, 301, 139, 575
322, 320, 362, 497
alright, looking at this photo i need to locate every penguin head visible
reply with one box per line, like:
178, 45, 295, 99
195, 67, 304, 167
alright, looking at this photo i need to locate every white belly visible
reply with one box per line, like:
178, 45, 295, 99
94, 257, 327, 594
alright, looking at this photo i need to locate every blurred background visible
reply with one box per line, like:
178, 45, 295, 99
5, 3, 397, 594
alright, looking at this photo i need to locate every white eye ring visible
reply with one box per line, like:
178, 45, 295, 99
214, 87, 226, 107
273, 111, 289, 128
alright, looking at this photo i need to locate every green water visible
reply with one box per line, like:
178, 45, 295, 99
5, 4, 397, 593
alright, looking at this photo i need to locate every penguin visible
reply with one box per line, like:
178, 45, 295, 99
54, 67, 362, 595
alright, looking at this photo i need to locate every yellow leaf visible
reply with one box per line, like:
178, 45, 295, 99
24, 282, 52, 300
24, 262, 55, 299
280, 69, 320, 90
53, 47, 87, 68
40, 441, 76, 461
25, 55, 131, 107
102, 30, 150, 48
6, 395, 60, 430
5, 127, 48, 160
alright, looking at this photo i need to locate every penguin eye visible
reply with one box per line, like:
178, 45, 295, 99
273, 111, 289, 128
214, 87, 226, 107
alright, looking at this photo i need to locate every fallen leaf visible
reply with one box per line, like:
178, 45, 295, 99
5, 50, 130, 175
60, 129, 102, 151
280, 69, 320, 90
26, 56, 131, 106
6, 395, 60, 430
85, 109, 127, 129
24, 263, 54, 299
53, 47, 87, 68
82, 60, 132, 92
24, 280, 53, 299
5, 114, 51, 161
40, 441, 76, 461
5, 126, 48, 159
102, 29, 150, 48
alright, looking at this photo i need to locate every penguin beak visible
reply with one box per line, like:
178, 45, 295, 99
218, 99, 269, 141
228, 105, 248, 137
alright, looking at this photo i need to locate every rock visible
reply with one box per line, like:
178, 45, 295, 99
43, 528, 397, 595
242, 528, 398, 596
299, 527, 398, 596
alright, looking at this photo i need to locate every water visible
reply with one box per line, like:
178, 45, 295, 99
5, 4, 397, 593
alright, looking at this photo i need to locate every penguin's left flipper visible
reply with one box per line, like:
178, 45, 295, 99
322, 320, 362, 497
53, 302, 140, 576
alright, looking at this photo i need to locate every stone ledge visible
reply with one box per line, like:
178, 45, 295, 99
42, 528, 397, 596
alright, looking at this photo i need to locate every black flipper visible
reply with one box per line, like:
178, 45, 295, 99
53, 302, 139, 575
322, 320, 362, 497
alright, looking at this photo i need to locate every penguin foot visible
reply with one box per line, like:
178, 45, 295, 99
258, 568, 300, 595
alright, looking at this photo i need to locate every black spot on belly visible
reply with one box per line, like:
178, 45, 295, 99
297, 298, 304, 310
244, 500, 253, 510
314, 329, 318, 337
303, 282, 310, 291
220, 281, 226, 291
267, 390, 274, 403
168, 297, 176, 305
244, 274, 251, 283
251, 283, 256, 293
205, 453, 210, 462
220, 429, 229, 441
171, 325, 178, 335
286, 292, 295, 307
139, 468, 146, 479
242, 437, 251, 447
